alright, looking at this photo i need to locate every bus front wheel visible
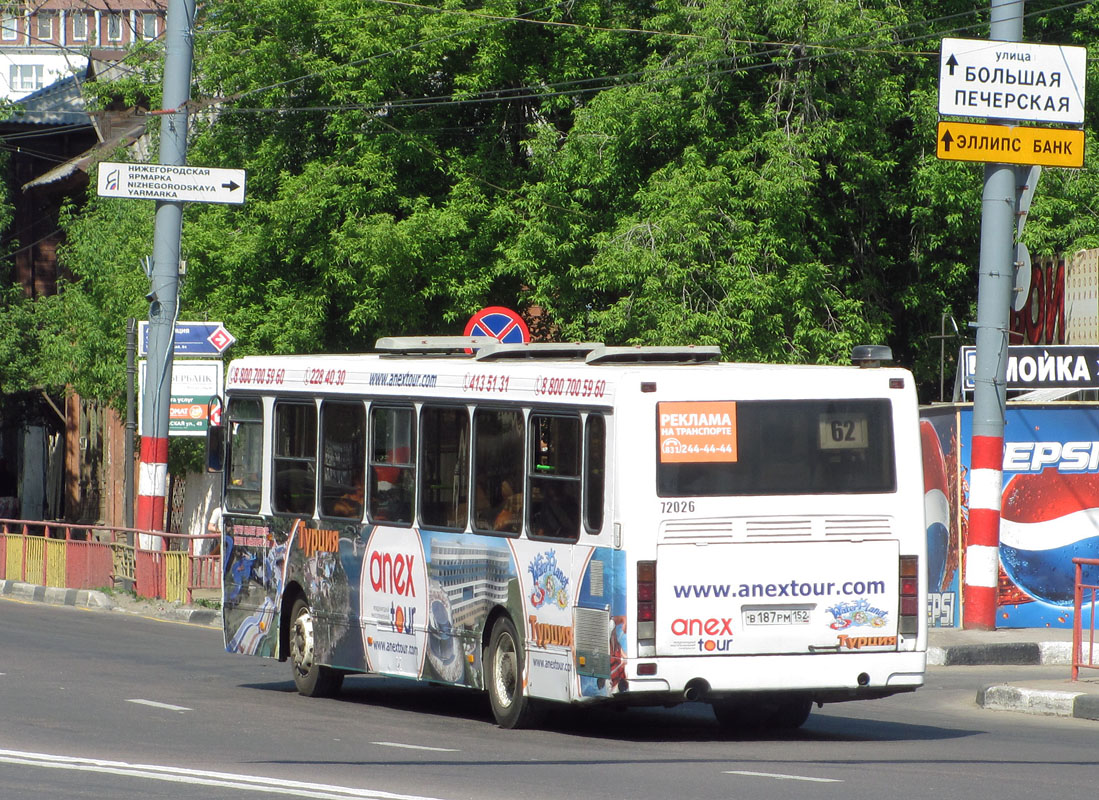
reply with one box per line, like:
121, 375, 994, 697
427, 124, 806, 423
289, 597, 343, 697
486, 616, 544, 729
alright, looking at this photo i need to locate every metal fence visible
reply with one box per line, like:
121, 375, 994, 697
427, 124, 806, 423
0, 518, 219, 605
1072, 557, 1099, 681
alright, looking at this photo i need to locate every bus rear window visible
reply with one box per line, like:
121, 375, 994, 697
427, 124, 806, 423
656, 399, 895, 496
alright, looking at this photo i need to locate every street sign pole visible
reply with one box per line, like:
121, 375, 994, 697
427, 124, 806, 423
965, 0, 1023, 631
138, 0, 196, 546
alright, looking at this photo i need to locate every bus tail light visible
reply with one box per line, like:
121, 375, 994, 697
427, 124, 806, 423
637, 560, 656, 657
899, 556, 919, 635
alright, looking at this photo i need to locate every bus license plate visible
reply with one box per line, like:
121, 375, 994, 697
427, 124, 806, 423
743, 609, 811, 626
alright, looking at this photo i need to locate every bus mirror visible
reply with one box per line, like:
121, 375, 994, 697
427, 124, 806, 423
206, 424, 225, 473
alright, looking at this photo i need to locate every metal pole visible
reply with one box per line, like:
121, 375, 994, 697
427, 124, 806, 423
124, 318, 136, 530
136, 0, 196, 548
964, 0, 1024, 630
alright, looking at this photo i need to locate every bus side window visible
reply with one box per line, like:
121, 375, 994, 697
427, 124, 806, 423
273, 402, 317, 515
418, 406, 469, 530
320, 401, 366, 519
584, 413, 605, 533
225, 397, 263, 513
472, 408, 524, 535
369, 406, 415, 525
528, 414, 581, 542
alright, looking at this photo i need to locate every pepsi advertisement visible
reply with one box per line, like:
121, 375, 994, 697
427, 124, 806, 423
923, 404, 1099, 628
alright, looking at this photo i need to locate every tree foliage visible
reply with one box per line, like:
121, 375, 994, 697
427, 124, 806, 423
2, 0, 1098, 404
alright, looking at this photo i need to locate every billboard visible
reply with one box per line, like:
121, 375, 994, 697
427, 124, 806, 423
922, 403, 1099, 628
138, 360, 224, 437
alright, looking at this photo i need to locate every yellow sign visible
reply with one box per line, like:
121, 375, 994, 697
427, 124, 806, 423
936, 121, 1084, 168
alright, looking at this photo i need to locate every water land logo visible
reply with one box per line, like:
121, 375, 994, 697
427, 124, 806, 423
827, 598, 889, 630
528, 550, 569, 610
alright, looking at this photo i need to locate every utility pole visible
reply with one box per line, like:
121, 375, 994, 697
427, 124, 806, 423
136, 0, 196, 547
963, 0, 1024, 630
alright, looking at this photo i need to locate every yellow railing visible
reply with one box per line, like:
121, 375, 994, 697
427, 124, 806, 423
0, 519, 219, 603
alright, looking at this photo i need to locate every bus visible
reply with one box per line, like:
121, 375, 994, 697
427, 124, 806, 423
210, 336, 926, 730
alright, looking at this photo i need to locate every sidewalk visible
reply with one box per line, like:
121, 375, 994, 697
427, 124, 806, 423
0, 578, 220, 626
3, 576, 1097, 721
930, 625, 1099, 722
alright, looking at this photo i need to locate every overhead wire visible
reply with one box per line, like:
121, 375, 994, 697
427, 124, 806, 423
206, 0, 1093, 119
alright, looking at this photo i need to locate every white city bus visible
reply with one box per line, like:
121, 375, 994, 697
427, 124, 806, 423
212, 337, 926, 729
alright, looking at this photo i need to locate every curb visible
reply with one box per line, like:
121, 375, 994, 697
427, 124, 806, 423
1, 579, 112, 610
977, 683, 1099, 721
1, 579, 219, 626
928, 641, 1073, 667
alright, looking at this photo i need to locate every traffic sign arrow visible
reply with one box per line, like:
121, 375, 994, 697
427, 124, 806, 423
98, 162, 247, 205
935, 121, 1084, 168
138, 321, 237, 356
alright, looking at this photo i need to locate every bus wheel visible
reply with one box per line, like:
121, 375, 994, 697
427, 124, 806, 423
289, 598, 343, 697
486, 616, 544, 729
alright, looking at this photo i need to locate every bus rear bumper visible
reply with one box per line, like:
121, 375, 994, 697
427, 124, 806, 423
609, 650, 926, 706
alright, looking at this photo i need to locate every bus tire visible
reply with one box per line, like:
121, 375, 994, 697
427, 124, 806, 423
486, 616, 544, 729
289, 597, 343, 698
711, 695, 811, 732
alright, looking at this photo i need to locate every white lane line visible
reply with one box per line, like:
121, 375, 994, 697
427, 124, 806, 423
0, 748, 450, 800
126, 698, 192, 712
372, 742, 459, 753
725, 770, 843, 783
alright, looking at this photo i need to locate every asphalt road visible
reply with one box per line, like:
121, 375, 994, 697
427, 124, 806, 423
2, 598, 1097, 800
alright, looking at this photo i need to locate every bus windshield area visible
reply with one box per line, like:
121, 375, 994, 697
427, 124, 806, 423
656, 398, 896, 496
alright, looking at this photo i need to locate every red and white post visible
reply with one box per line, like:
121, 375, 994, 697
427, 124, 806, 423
963, 434, 1002, 629
136, 436, 169, 549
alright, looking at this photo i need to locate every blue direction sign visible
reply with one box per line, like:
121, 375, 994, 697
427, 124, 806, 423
139, 321, 237, 357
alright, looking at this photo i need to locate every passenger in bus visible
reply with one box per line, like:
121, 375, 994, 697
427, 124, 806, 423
492, 480, 522, 533
331, 472, 364, 518
371, 449, 412, 522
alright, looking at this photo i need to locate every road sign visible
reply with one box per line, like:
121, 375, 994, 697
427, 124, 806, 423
139, 321, 237, 357
464, 306, 530, 345
139, 359, 224, 437
97, 161, 246, 205
938, 37, 1087, 125
936, 121, 1084, 168
960, 345, 1099, 392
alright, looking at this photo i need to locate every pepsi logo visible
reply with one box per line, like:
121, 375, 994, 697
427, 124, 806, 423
921, 421, 951, 592
1000, 468, 1099, 605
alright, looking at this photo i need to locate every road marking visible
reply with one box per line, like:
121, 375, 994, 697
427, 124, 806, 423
372, 742, 459, 753
725, 770, 843, 783
0, 748, 451, 799
126, 699, 192, 712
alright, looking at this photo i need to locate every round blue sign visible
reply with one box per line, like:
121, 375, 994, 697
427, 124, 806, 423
464, 306, 530, 344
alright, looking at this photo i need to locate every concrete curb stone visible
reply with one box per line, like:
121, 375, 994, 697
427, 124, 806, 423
1, 578, 218, 625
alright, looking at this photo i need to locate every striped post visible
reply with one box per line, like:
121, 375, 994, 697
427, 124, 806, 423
136, 436, 169, 550
964, 434, 1002, 629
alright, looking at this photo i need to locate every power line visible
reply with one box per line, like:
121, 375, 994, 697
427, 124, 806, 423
206, 0, 1093, 119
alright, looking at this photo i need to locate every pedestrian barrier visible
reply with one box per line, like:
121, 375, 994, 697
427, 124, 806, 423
0, 519, 220, 605
1072, 557, 1099, 681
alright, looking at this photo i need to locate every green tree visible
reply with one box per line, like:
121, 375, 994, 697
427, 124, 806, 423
6, 0, 1099, 406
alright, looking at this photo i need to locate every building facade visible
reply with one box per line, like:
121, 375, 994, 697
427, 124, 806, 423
0, 1, 165, 100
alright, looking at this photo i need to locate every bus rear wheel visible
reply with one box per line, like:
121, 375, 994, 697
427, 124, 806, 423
486, 616, 544, 729
289, 597, 343, 697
